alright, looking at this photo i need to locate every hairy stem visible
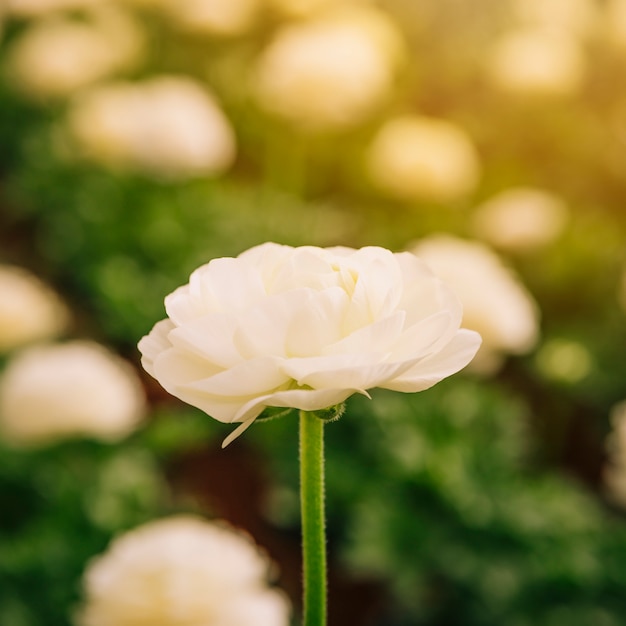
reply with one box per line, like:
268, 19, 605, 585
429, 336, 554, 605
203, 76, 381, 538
299, 410, 327, 626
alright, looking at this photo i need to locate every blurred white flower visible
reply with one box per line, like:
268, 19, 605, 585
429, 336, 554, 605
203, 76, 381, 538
410, 235, 539, 374
510, 0, 599, 40
604, 0, 626, 51
269, 0, 370, 19
604, 401, 626, 508
472, 187, 569, 252
159, 0, 261, 37
485, 28, 585, 96
5, 0, 101, 17
0, 341, 146, 446
366, 115, 481, 203
253, 7, 403, 129
77, 515, 291, 626
5, 8, 143, 100
0, 265, 69, 353
65, 75, 236, 178
139, 242, 480, 445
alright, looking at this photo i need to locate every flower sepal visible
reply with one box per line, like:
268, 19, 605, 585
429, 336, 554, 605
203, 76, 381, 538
307, 403, 346, 423
255, 406, 296, 423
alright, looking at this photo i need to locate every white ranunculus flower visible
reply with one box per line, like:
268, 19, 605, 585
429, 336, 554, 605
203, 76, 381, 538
510, 0, 599, 40
5, 0, 100, 17
139, 242, 481, 445
366, 115, 481, 203
65, 76, 236, 178
0, 341, 146, 446
5, 8, 143, 100
471, 187, 569, 251
485, 28, 585, 96
158, 0, 261, 36
77, 516, 291, 626
0, 265, 69, 353
604, 0, 626, 51
410, 236, 539, 375
252, 7, 403, 129
269, 0, 370, 19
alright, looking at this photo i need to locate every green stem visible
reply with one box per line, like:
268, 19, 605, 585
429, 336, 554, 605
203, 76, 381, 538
299, 410, 327, 626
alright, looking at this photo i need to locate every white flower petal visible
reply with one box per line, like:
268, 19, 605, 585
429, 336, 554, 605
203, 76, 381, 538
182, 356, 287, 396
233, 292, 300, 359
190, 257, 266, 313
285, 287, 348, 357
350, 247, 403, 317
152, 347, 222, 388
389, 311, 456, 360
396, 251, 462, 326
296, 358, 421, 390
282, 353, 381, 385
382, 329, 481, 392
262, 387, 359, 412
323, 311, 405, 356
137, 319, 175, 377
168, 313, 241, 368
189, 395, 264, 424
222, 418, 256, 447
163, 283, 198, 325
226, 385, 360, 433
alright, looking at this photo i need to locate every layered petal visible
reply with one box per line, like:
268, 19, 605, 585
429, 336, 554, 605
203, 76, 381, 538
137, 319, 175, 378
167, 313, 241, 368
381, 329, 482, 392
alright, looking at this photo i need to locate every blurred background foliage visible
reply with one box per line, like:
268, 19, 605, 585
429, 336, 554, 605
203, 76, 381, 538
1, 0, 626, 624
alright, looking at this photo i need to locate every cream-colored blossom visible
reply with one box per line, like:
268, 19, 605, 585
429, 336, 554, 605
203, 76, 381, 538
366, 115, 481, 203
510, 0, 599, 40
5, 8, 143, 100
77, 516, 291, 626
0, 265, 69, 353
472, 187, 569, 251
159, 0, 261, 37
604, 401, 626, 508
604, 0, 626, 51
253, 7, 403, 129
269, 0, 370, 19
66, 76, 236, 178
139, 242, 481, 445
5, 0, 101, 17
0, 341, 145, 446
485, 28, 585, 96
410, 235, 539, 374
